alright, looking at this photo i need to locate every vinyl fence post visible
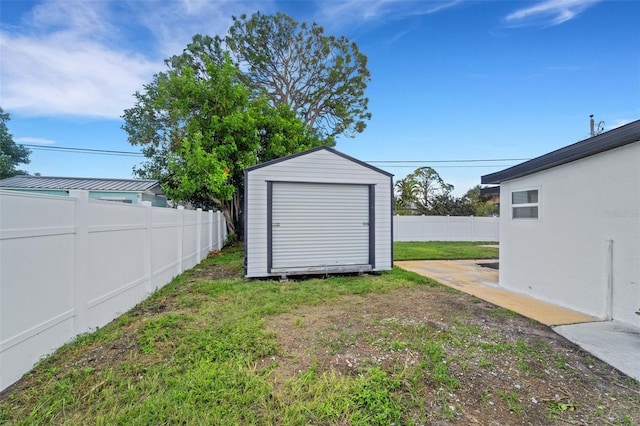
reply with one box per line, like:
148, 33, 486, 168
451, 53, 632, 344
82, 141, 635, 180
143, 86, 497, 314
196, 208, 202, 263
178, 206, 185, 273
217, 211, 223, 249
208, 210, 213, 252
470, 215, 475, 241
69, 190, 89, 334
142, 201, 153, 294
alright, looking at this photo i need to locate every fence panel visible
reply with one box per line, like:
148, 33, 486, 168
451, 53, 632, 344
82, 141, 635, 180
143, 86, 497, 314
393, 215, 499, 242
0, 190, 226, 391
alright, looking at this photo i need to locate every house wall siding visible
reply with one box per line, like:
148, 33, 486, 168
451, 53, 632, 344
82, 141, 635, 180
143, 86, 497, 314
499, 142, 640, 326
245, 149, 392, 278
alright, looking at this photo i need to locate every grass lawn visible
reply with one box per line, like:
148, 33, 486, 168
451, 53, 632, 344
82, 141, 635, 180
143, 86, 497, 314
394, 241, 498, 261
1, 244, 638, 425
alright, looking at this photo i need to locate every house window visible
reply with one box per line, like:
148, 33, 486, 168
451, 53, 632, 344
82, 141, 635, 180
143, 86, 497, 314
511, 189, 538, 219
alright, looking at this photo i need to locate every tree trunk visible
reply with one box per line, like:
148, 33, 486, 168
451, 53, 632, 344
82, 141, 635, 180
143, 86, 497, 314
218, 191, 243, 240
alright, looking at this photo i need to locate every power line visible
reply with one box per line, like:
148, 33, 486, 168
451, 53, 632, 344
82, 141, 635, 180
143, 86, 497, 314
23, 144, 144, 157
22, 144, 526, 167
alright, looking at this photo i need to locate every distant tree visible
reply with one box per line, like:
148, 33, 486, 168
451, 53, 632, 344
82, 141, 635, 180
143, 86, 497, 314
0, 107, 30, 179
226, 12, 371, 138
400, 167, 454, 215
393, 168, 500, 216
394, 177, 419, 215
462, 185, 499, 216
122, 48, 327, 235
430, 193, 475, 216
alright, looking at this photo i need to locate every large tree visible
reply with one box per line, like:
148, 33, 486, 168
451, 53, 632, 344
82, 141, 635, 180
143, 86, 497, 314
123, 45, 327, 235
226, 12, 371, 138
395, 167, 454, 215
0, 107, 31, 179
394, 169, 500, 216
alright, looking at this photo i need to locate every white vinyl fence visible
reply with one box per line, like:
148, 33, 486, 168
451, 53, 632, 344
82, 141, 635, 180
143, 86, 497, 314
394, 215, 499, 242
0, 190, 227, 391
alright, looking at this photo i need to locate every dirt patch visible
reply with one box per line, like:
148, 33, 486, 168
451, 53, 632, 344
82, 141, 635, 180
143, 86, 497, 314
264, 285, 640, 425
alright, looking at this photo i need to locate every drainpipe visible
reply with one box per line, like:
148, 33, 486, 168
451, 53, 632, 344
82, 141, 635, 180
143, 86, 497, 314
606, 239, 614, 320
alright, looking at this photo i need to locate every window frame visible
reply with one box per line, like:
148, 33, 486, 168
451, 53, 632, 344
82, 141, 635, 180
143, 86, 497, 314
510, 188, 539, 220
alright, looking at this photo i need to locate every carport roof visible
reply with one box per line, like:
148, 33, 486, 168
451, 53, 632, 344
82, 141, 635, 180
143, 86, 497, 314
0, 176, 163, 193
482, 119, 640, 184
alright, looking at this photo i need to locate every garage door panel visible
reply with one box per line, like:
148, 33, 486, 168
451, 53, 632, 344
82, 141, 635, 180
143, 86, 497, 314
271, 182, 370, 269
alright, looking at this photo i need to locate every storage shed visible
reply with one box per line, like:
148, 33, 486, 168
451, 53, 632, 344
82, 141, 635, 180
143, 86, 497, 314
244, 147, 393, 278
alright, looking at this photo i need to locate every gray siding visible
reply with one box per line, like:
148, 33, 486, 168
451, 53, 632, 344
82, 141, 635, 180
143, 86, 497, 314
245, 148, 392, 278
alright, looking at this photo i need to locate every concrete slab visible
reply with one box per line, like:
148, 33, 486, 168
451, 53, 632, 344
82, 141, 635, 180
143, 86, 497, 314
396, 260, 597, 326
554, 321, 640, 381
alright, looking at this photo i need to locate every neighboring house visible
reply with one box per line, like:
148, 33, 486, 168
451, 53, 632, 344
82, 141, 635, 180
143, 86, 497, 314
244, 146, 393, 278
0, 176, 167, 207
482, 119, 640, 326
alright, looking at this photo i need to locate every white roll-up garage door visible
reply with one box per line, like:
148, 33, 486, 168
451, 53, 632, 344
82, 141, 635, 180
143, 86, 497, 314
271, 182, 370, 271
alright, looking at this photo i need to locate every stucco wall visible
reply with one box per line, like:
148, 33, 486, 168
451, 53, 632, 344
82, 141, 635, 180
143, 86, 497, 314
499, 142, 640, 326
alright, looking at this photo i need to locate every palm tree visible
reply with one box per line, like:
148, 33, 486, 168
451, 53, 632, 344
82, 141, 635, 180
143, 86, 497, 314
394, 177, 418, 215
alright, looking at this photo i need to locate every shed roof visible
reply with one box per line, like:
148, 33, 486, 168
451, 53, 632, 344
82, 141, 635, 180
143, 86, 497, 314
245, 146, 394, 177
481, 119, 640, 184
0, 176, 163, 193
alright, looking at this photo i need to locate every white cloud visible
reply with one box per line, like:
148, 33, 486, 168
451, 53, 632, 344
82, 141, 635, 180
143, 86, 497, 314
0, 0, 270, 119
315, 0, 463, 30
128, 0, 272, 58
14, 137, 56, 145
505, 0, 601, 27
0, 31, 160, 118
28, 0, 115, 38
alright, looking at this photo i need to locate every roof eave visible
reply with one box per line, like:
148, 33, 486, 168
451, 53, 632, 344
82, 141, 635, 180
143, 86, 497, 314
245, 146, 394, 178
481, 119, 640, 184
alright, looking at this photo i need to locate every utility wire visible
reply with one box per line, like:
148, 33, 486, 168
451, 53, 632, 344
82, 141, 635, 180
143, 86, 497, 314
22, 144, 525, 168
23, 144, 144, 157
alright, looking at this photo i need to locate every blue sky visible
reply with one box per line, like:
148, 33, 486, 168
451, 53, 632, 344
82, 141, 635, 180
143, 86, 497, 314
1, 0, 638, 195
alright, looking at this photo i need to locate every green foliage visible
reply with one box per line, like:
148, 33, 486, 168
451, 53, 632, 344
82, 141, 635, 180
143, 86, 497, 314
462, 185, 499, 216
395, 167, 453, 215
350, 367, 402, 424
227, 12, 371, 138
123, 37, 329, 234
394, 168, 499, 216
0, 107, 30, 179
498, 390, 524, 415
137, 313, 189, 354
